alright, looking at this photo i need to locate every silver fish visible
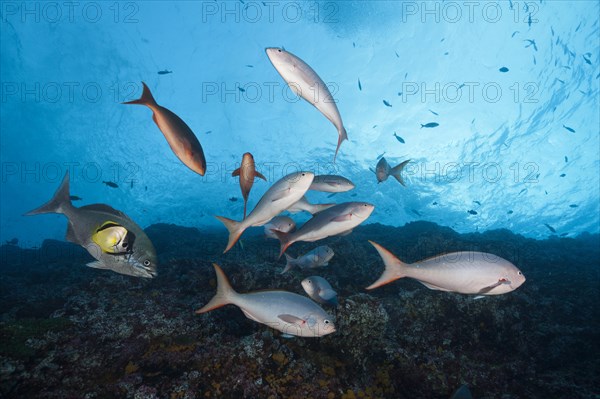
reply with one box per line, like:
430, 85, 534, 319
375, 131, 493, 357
25, 172, 157, 278
123, 82, 207, 176
374, 157, 410, 185
367, 241, 526, 295
275, 202, 374, 256
309, 175, 355, 193
282, 246, 334, 273
264, 216, 296, 239
216, 172, 314, 253
302, 276, 338, 306
232, 152, 267, 219
196, 264, 336, 337
287, 196, 335, 215
265, 47, 348, 162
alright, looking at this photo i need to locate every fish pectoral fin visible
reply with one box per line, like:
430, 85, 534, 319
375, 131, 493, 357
241, 309, 261, 323
369, 167, 376, 175
86, 260, 111, 270
232, 168, 241, 177
65, 222, 80, 244
478, 279, 510, 294
320, 289, 337, 301
278, 314, 305, 325
254, 171, 267, 181
331, 214, 352, 222
270, 188, 290, 202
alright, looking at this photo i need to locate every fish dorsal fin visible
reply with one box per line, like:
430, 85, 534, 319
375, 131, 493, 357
81, 204, 127, 218
65, 221, 80, 244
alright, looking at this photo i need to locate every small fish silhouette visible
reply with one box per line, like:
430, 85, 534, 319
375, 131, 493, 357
383, 100, 392, 107
102, 181, 118, 188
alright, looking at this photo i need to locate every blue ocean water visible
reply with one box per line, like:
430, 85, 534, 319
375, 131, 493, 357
1, 1, 600, 398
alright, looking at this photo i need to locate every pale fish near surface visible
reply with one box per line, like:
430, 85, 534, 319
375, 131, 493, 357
265, 47, 348, 162
287, 196, 335, 215
232, 152, 266, 219
123, 82, 207, 176
216, 172, 314, 253
25, 172, 157, 278
282, 245, 334, 273
367, 241, 526, 295
264, 216, 296, 239
309, 175, 355, 193
275, 202, 375, 256
196, 264, 336, 338
302, 276, 338, 306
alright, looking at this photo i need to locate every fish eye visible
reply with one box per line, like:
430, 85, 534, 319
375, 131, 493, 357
278, 49, 282, 52
324, 320, 330, 324
518, 271, 522, 275
143, 260, 151, 266
122, 242, 128, 248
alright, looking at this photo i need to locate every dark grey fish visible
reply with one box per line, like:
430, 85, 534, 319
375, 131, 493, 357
395, 51, 399, 58
429, 109, 439, 116
512, 31, 519, 37
583, 55, 591, 65
559, 173, 566, 177
563, 125, 575, 133
393, 133, 405, 143
524, 39, 537, 51
432, 201, 438, 205
383, 100, 392, 107
70, 195, 83, 201
358, 78, 362, 91
518, 188, 527, 195
575, 22, 581, 32
569, 204, 578, 208
245, 64, 254, 68
499, 67, 509, 72
421, 122, 439, 128
103, 181, 118, 188
507, 210, 514, 214
467, 210, 478, 215
544, 223, 556, 233
205, 130, 212, 134
473, 200, 481, 206
411, 209, 422, 217
229, 197, 239, 202
157, 70, 173, 75
527, 13, 532, 28
397, 92, 402, 96
375, 157, 411, 185
238, 87, 245, 92
564, 156, 568, 162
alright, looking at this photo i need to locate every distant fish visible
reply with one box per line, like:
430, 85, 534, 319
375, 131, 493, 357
583, 55, 592, 65
196, 264, 335, 337
266, 47, 347, 162
393, 132, 405, 143
5, 238, 18, 246
310, 175, 355, 193
282, 245, 334, 273
429, 109, 439, 116
507, 210, 514, 214
374, 157, 411, 185
397, 92, 402, 96
353, 42, 356, 48
358, 78, 362, 91
518, 188, 527, 195
559, 173, 566, 177
575, 22, 582, 32
366, 241, 526, 294
508, 0, 514, 9
302, 276, 338, 306
216, 172, 314, 253
232, 152, 267, 219
327, 193, 338, 198
275, 202, 374, 257
563, 125, 575, 133
511, 31, 519, 38
527, 13, 532, 28
69, 195, 83, 201
544, 223, 556, 233
421, 122, 439, 128
157, 70, 172, 75
102, 181, 118, 188
383, 100, 392, 107
245, 64, 254, 68
264, 216, 296, 239
229, 197, 238, 202
499, 67, 509, 72
411, 209, 422, 217
130, 180, 134, 189
205, 130, 212, 134
238, 87, 245, 92
124, 82, 207, 175
373, 124, 378, 128
569, 204, 578, 208
467, 210, 478, 215
287, 196, 335, 215
473, 200, 481, 206
432, 201, 438, 206
524, 39, 537, 51
377, 151, 386, 160
395, 51, 399, 58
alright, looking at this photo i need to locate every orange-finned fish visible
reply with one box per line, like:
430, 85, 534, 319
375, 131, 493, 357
123, 82, 207, 176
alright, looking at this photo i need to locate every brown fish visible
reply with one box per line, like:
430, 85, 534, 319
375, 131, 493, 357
123, 82, 207, 176
232, 153, 266, 219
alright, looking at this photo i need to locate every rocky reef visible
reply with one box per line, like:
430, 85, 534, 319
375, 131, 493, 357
0, 222, 598, 398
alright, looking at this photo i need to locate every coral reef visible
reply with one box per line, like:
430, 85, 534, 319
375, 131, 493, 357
0, 222, 598, 398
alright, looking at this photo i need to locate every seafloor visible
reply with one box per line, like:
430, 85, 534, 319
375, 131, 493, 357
0, 222, 598, 399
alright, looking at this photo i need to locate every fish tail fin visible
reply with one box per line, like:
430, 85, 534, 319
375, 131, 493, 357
420, 124, 424, 128
122, 82, 158, 107
333, 126, 348, 162
25, 171, 71, 216
215, 216, 244, 253
366, 240, 408, 290
195, 264, 239, 313
390, 160, 411, 186
281, 253, 296, 274
273, 230, 292, 259
312, 203, 336, 215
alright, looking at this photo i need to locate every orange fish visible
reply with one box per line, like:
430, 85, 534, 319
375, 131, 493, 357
124, 82, 206, 176
232, 153, 266, 219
